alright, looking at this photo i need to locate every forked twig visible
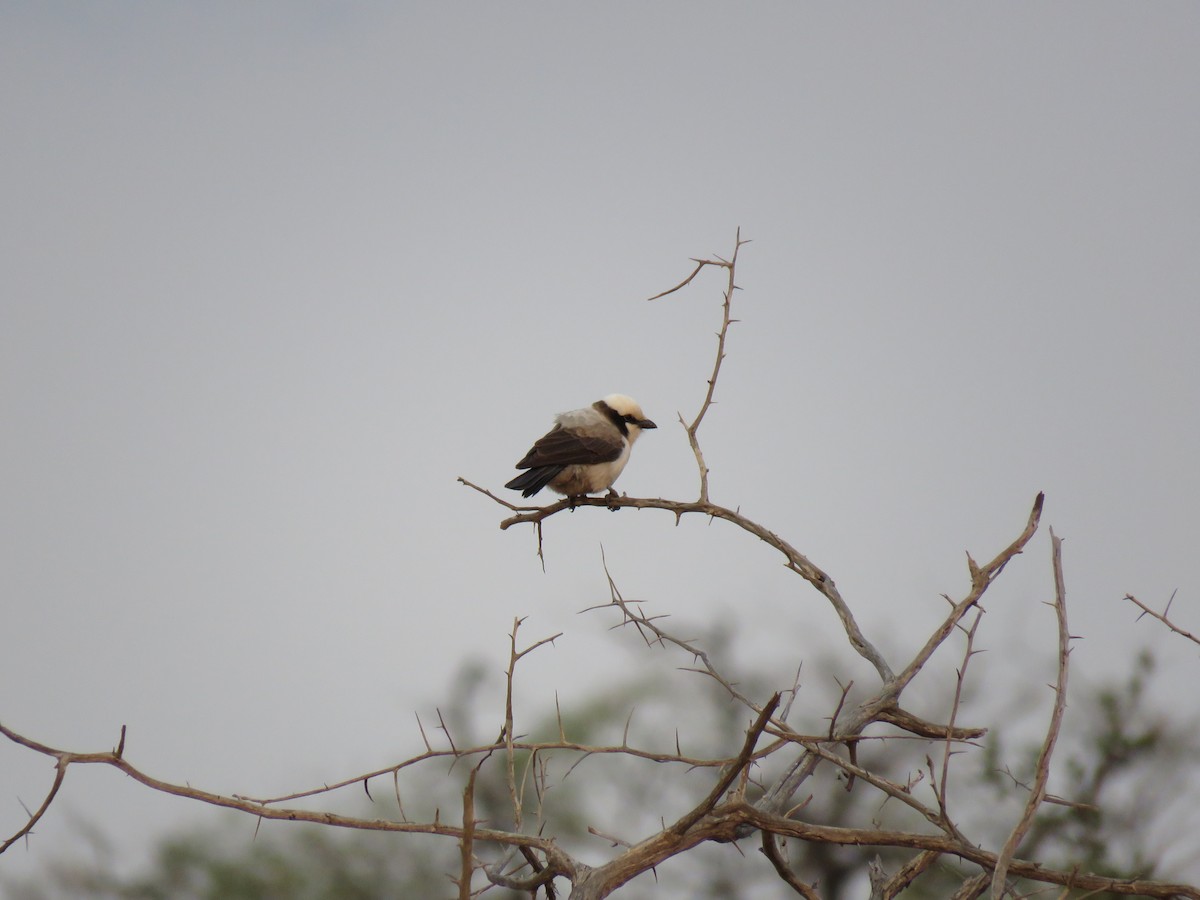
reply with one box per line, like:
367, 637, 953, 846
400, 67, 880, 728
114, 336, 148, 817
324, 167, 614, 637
1126, 590, 1199, 646
598, 549, 764, 714
648, 228, 749, 503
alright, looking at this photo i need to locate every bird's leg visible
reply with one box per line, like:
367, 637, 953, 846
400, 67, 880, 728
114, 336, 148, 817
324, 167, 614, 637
606, 488, 621, 511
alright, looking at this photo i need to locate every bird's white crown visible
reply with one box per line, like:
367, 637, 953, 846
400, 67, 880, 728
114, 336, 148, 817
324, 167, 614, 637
602, 393, 647, 420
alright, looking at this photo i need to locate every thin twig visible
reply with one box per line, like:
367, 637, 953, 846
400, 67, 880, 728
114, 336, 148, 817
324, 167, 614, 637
761, 831, 821, 898
599, 549, 764, 714
991, 528, 1071, 898
889, 493, 1045, 700
949, 872, 991, 900
0, 755, 67, 854
938, 608, 984, 832
0, 722, 566, 853
505, 618, 523, 827
647, 229, 748, 503
1126, 591, 1199, 646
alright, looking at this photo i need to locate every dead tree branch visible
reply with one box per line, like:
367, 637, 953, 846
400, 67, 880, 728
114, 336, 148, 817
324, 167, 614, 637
647, 228, 749, 504
1127, 590, 1199, 647
5, 237, 1194, 899
990, 528, 1072, 898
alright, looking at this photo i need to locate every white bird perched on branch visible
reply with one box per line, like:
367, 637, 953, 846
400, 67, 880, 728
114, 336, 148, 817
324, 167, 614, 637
505, 394, 657, 500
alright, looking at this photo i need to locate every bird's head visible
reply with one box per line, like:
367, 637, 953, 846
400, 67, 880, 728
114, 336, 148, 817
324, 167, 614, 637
601, 394, 657, 441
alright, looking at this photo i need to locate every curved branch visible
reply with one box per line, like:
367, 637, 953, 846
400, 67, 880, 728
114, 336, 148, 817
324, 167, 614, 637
759, 492, 1044, 816
0, 753, 67, 855
0, 722, 566, 867
731, 803, 1200, 899
484, 491, 894, 684
886, 492, 1045, 700
990, 528, 1071, 897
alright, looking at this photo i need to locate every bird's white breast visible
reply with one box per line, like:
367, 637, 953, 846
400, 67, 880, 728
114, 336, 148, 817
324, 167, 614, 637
549, 438, 632, 495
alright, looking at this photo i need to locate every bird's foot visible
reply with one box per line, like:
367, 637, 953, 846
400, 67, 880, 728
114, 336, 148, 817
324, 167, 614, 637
606, 489, 621, 511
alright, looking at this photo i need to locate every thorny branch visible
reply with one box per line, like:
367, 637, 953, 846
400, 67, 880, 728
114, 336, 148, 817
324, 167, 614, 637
990, 529, 1072, 898
0, 721, 561, 852
935, 607, 985, 841
647, 227, 748, 504
5, 715, 1196, 899
1127, 590, 1200, 647
756, 492, 1044, 819
447, 233, 1190, 897
465, 234, 897, 690
4, 234, 1195, 899
596, 546, 763, 715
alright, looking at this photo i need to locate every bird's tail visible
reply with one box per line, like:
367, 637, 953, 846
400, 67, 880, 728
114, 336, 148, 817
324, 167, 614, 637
504, 466, 563, 498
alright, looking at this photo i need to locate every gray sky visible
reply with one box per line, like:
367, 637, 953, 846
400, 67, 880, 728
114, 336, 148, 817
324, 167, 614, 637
3, 3, 1199, 886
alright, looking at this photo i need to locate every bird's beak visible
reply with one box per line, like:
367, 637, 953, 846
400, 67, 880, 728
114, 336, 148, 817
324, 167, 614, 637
638, 418, 657, 429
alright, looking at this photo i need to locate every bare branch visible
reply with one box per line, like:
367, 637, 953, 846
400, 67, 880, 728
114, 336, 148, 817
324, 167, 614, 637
991, 528, 1071, 898
949, 872, 991, 900
733, 803, 1200, 899
878, 850, 941, 898
938, 608, 984, 831
437, 707, 459, 754
0, 722, 573, 857
780, 663, 804, 722
888, 493, 1045, 700
761, 831, 821, 898
459, 763, 480, 900
499, 618, 562, 832
769, 731, 955, 836
598, 550, 764, 714
645, 255, 724, 302
875, 706, 985, 742
760, 493, 1043, 817
0, 753, 67, 855
8, 234, 1190, 900
671, 692, 781, 835
587, 825, 633, 848
565, 696, 783, 899
457, 476, 530, 511
497, 492, 896, 684
827, 679, 853, 741
656, 229, 749, 503
1126, 590, 1199, 646
483, 852, 561, 895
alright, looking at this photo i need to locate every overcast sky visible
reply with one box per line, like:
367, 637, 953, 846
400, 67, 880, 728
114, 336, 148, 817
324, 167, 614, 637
2, 3, 1198, 888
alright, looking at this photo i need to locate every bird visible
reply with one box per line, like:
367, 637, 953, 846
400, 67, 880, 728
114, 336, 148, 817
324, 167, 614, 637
505, 394, 657, 500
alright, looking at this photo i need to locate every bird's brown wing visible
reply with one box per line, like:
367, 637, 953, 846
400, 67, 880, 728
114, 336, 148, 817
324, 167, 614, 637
514, 424, 623, 469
